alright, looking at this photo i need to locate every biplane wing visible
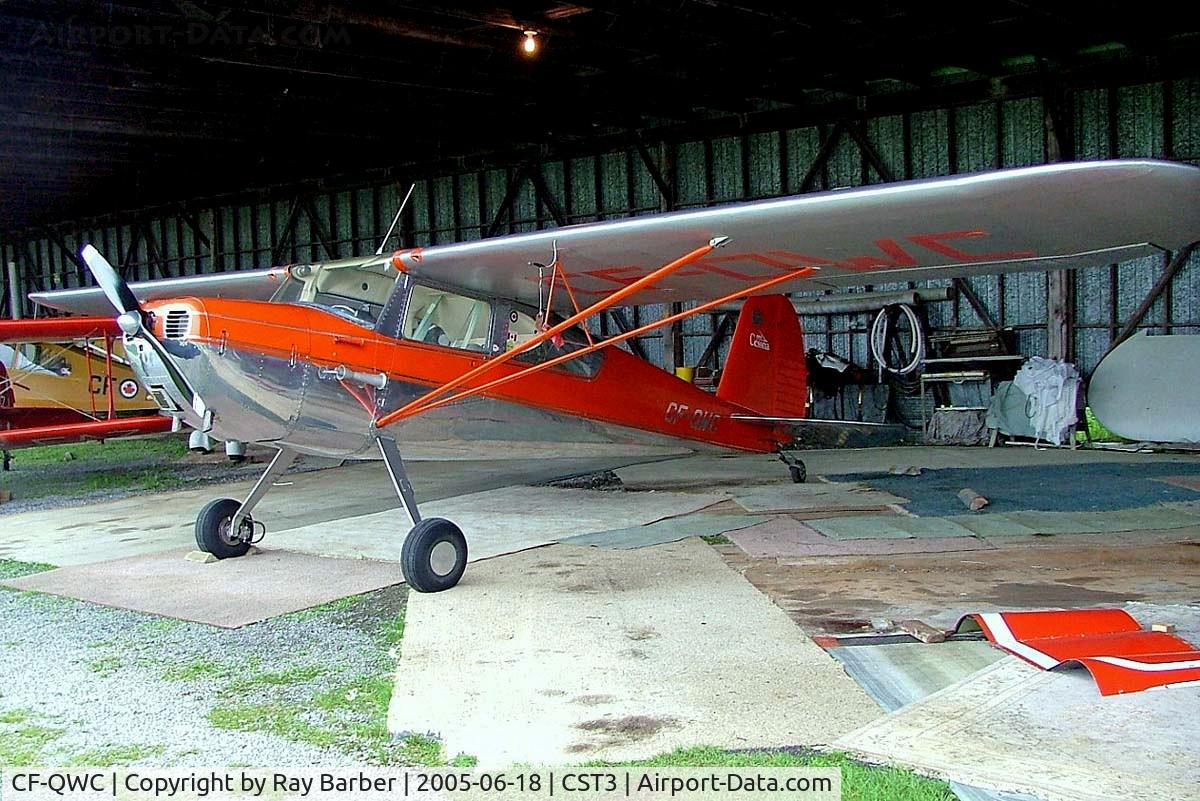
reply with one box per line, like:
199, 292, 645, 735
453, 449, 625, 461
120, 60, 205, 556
0, 316, 171, 451
386, 159, 1200, 309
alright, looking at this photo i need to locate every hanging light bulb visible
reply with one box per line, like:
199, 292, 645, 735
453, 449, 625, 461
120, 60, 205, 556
522, 30, 539, 55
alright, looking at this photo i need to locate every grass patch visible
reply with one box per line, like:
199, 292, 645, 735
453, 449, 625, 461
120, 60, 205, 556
79, 467, 186, 493
86, 655, 122, 677
699, 534, 731, 545
10, 436, 188, 467
208, 703, 339, 749
596, 746, 954, 801
209, 671, 434, 765
204, 604, 426, 765
139, 617, 187, 634
162, 659, 235, 682
0, 559, 56, 580
379, 613, 405, 648
285, 593, 371, 621
62, 744, 165, 767
229, 665, 326, 692
0, 710, 29, 725
0, 720, 66, 767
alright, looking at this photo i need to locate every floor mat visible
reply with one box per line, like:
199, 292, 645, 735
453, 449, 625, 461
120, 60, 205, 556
1, 547, 402, 628
558, 514, 767, 549
836, 656, 1200, 801
838, 461, 1200, 517
808, 515, 978, 540
1153, 475, 1200, 491
389, 538, 881, 765
731, 482, 908, 514
270, 486, 726, 562
949, 505, 1200, 537
727, 518, 991, 558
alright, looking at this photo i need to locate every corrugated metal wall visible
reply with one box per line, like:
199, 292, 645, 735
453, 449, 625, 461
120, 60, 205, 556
3, 78, 1198, 376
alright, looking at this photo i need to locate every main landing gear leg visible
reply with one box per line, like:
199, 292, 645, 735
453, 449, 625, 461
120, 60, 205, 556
779, 449, 807, 484
194, 447, 298, 559
378, 435, 467, 593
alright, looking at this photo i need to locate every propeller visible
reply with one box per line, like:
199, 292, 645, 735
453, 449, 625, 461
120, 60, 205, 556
79, 244, 203, 415
80, 245, 143, 336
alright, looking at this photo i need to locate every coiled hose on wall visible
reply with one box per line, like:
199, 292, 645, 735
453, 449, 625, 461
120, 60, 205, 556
870, 303, 925, 377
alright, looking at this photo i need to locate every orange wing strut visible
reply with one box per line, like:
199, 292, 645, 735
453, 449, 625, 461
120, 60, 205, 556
385, 262, 819, 423
374, 237, 729, 429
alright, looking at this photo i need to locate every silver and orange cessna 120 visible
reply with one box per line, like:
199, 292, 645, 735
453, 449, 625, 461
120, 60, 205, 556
18, 159, 1200, 592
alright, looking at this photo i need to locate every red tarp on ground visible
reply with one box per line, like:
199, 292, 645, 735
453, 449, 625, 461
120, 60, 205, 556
958, 608, 1200, 695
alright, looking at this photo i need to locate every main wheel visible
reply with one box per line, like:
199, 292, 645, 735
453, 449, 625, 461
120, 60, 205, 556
195, 498, 254, 559
789, 460, 807, 484
401, 517, 467, 593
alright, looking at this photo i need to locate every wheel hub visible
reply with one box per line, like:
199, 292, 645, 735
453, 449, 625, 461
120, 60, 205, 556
218, 515, 253, 547
429, 540, 458, 576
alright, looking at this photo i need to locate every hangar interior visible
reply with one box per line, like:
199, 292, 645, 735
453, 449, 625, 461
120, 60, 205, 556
2, 3, 1200, 799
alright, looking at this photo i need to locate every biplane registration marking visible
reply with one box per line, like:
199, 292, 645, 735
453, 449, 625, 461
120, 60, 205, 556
665, 401, 721, 432
553, 228, 1037, 295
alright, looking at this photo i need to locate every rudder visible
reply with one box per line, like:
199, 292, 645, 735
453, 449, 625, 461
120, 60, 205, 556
716, 295, 807, 418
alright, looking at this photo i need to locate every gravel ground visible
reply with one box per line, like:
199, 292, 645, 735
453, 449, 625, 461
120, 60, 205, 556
0, 580, 433, 768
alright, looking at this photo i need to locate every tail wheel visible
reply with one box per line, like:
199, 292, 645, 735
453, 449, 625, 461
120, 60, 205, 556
401, 517, 467, 593
195, 498, 254, 559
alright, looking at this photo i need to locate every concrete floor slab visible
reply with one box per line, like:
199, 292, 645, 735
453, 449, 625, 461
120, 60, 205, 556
558, 514, 766, 549
0, 452, 679, 567
726, 518, 992, 558
1, 547, 401, 627
388, 538, 881, 766
836, 654, 1200, 801
808, 515, 977, 540
271, 486, 726, 562
731, 482, 908, 514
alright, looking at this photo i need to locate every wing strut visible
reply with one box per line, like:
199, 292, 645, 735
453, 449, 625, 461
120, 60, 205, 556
375, 240, 820, 427
376, 237, 729, 428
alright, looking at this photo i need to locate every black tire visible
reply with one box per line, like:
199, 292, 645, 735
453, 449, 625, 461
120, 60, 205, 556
401, 517, 467, 593
195, 498, 253, 559
789, 461, 807, 484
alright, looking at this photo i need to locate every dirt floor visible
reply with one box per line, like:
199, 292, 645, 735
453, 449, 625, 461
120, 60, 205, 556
717, 533, 1200, 635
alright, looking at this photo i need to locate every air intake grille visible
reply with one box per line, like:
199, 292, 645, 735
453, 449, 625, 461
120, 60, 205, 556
163, 309, 190, 340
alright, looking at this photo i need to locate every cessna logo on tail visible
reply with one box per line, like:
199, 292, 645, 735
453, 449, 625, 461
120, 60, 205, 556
749, 332, 771, 351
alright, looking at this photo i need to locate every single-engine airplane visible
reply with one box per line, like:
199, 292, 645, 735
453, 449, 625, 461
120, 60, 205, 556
20, 159, 1200, 592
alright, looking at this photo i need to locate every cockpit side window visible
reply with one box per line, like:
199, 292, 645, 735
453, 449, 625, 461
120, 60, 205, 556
503, 307, 603, 378
402, 285, 494, 352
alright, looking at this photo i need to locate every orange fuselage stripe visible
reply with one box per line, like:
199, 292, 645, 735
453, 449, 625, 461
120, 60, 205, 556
152, 297, 790, 452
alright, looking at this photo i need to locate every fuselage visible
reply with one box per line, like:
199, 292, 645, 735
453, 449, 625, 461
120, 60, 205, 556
126, 258, 791, 459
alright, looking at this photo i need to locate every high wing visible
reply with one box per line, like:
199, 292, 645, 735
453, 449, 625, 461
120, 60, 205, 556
24, 160, 1200, 317
392, 159, 1200, 310
28, 266, 289, 316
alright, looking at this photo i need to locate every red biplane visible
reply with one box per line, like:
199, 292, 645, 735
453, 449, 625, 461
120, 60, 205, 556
18, 159, 1200, 591
0, 318, 171, 464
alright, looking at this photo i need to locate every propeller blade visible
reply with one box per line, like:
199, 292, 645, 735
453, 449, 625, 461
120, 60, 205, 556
80, 244, 141, 317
